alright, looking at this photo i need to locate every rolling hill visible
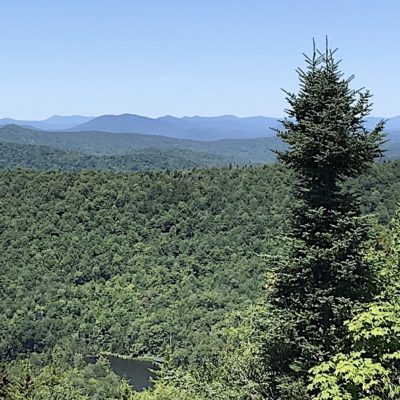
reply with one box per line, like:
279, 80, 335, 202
0, 123, 399, 172
0, 141, 234, 171
0, 125, 283, 164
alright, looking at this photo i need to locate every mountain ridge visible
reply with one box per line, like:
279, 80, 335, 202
0, 115, 93, 130
69, 114, 281, 140
1, 114, 399, 141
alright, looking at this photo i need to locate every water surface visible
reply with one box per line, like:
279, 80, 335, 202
86, 355, 157, 391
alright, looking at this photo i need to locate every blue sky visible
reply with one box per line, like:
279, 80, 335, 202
1, 0, 399, 119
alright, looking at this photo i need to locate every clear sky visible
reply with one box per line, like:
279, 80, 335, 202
1, 0, 399, 119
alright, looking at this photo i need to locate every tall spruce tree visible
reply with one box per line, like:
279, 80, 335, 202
263, 42, 385, 397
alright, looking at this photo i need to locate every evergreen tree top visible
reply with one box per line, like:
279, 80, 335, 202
276, 39, 385, 182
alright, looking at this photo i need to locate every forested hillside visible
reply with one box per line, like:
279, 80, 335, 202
1, 125, 400, 172
0, 165, 290, 364
0, 125, 283, 165
0, 141, 233, 171
1, 161, 399, 366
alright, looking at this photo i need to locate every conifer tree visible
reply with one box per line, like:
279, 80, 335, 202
264, 41, 385, 397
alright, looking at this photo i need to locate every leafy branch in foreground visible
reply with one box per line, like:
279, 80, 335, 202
309, 303, 400, 399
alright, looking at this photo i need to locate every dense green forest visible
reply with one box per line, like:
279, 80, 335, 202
1, 160, 400, 398
0, 165, 291, 362
0, 141, 233, 171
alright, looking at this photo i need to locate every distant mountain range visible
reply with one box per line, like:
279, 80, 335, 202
0, 115, 93, 131
69, 114, 282, 140
1, 113, 399, 141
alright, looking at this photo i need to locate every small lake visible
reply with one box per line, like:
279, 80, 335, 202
86, 355, 158, 392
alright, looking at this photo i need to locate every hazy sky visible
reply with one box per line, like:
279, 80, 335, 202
1, 0, 399, 119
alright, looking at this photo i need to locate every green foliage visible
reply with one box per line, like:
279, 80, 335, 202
366, 209, 400, 300
131, 382, 202, 400
309, 303, 400, 399
309, 210, 400, 399
1, 357, 132, 400
0, 363, 11, 399
3, 361, 35, 400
